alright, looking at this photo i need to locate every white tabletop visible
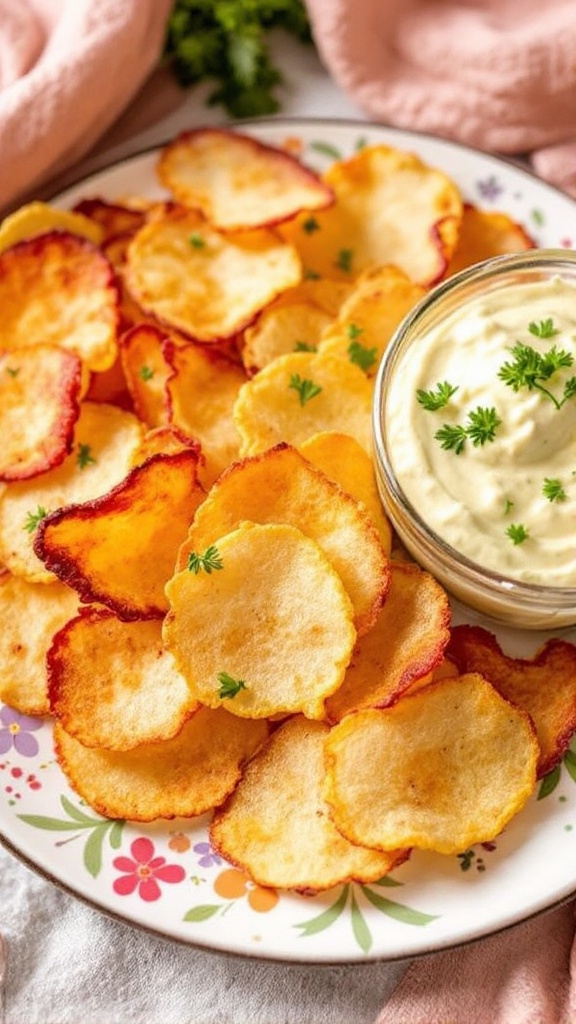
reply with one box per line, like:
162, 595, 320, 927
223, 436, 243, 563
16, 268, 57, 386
0, 34, 409, 1024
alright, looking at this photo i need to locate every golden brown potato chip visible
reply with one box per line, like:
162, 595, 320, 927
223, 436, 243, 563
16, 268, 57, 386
324, 673, 538, 855
241, 292, 334, 375
447, 624, 576, 777
164, 339, 246, 485
299, 431, 392, 552
325, 561, 452, 722
444, 204, 535, 277
0, 572, 79, 715
35, 450, 205, 620
0, 402, 144, 583
120, 323, 171, 427
176, 444, 389, 636
233, 350, 373, 455
0, 345, 83, 481
210, 716, 408, 892
72, 198, 147, 242
0, 201, 104, 252
125, 205, 302, 342
318, 264, 426, 375
130, 425, 203, 466
157, 128, 334, 231
54, 707, 269, 821
47, 608, 198, 750
280, 144, 463, 286
0, 231, 119, 371
164, 521, 356, 719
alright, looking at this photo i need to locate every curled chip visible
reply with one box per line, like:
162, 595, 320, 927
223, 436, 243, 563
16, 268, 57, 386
85, 352, 131, 408
233, 350, 373, 456
176, 444, 389, 636
54, 707, 269, 822
241, 287, 335, 375
210, 716, 408, 893
0, 231, 119, 371
324, 673, 538, 855
0, 402, 144, 583
0, 345, 83, 481
445, 204, 535, 277
0, 573, 79, 716
120, 324, 172, 427
447, 624, 576, 777
72, 198, 147, 243
157, 128, 334, 231
125, 205, 302, 342
48, 609, 198, 750
164, 521, 356, 719
130, 425, 202, 466
280, 144, 463, 286
35, 450, 205, 620
318, 265, 426, 375
325, 561, 452, 722
164, 339, 246, 484
0, 201, 104, 252
299, 431, 392, 552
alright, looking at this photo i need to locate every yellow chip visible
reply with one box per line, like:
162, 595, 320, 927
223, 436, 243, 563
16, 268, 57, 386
299, 431, 392, 552
0, 201, 104, 253
318, 265, 426, 375
157, 128, 334, 231
130, 425, 203, 467
0, 572, 79, 715
54, 707, 269, 821
324, 674, 538, 855
125, 205, 302, 342
280, 144, 463, 286
48, 609, 198, 750
164, 521, 356, 719
325, 561, 452, 722
241, 293, 334, 374
0, 231, 119, 371
0, 345, 83, 481
35, 450, 205, 620
120, 323, 171, 427
233, 350, 373, 456
176, 444, 389, 636
445, 204, 535, 277
210, 716, 407, 892
165, 339, 246, 485
0, 402, 144, 583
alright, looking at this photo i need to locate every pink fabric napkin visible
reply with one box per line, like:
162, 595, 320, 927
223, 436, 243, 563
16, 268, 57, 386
305, 0, 576, 196
0, 0, 173, 211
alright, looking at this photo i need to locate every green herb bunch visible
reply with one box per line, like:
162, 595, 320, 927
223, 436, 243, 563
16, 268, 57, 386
163, 0, 313, 118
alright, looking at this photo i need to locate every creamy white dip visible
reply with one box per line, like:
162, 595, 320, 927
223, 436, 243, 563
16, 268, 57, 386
386, 275, 576, 586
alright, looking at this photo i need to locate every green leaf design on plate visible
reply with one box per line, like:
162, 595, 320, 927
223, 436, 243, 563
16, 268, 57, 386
538, 764, 561, 799
373, 875, 403, 888
293, 883, 349, 936
350, 888, 372, 953
184, 904, 222, 922
310, 140, 341, 160
563, 748, 576, 783
18, 796, 124, 878
361, 885, 439, 926
531, 209, 545, 227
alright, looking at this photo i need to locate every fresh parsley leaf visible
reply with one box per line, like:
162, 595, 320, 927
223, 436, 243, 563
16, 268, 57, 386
139, 365, 154, 381
294, 341, 317, 352
434, 423, 469, 455
506, 523, 529, 545
334, 248, 353, 273
310, 140, 342, 160
23, 506, 49, 533
347, 340, 377, 372
189, 232, 205, 248
217, 671, 247, 699
498, 340, 575, 410
303, 267, 320, 281
346, 323, 364, 340
289, 373, 322, 405
5, 366, 19, 378
416, 381, 459, 412
302, 217, 320, 234
543, 477, 567, 502
504, 498, 514, 515
435, 406, 500, 454
187, 545, 224, 574
76, 443, 96, 470
529, 318, 559, 339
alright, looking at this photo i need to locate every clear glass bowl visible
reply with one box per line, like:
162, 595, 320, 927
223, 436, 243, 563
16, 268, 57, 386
372, 248, 576, 630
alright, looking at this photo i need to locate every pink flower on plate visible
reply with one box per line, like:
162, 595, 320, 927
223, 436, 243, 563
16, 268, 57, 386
112, 837, 186, 902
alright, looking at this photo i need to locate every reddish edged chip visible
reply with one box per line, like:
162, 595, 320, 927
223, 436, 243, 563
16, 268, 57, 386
157, 128, 334, 231
72, 198, 147, 243
120, 323, 172, 427
0, 344, 83, 481
447, 624, 576, 777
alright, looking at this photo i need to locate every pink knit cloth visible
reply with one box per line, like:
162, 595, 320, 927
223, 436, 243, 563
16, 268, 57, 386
306, 0, 576, 196
0, 0, 173, 210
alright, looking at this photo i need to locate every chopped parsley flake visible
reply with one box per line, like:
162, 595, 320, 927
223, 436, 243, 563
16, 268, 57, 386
506, 523, 529, 545
187, 545, 224, 574
217, 672, 247, 699
416, 381, 459, 412
543, 477, 567, 502
189, 232, 206, 249
347, 340, 377, 372
139, 365, 155, 381
289, 373, 322, 405
5, 366, 20, 378
334, 248, 353, 273
302, 216, 320, 234
23, 506, 49, 534
76, 443, 96, 470
346, 323, 364, 340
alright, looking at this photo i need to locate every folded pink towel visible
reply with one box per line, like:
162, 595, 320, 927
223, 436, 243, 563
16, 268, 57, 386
306, 0, 576, 196
0, 0, 173, 211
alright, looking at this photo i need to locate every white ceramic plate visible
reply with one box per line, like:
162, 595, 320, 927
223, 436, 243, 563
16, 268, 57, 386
2, 118, 576, 964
